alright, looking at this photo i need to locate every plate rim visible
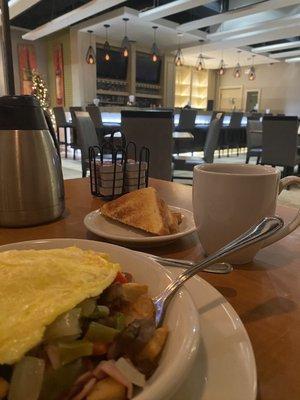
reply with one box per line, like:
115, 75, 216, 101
167, 267, 257, 400
83, 205, 197, 244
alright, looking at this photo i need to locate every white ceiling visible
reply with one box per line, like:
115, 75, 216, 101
22, 0, 300, 68
75, 6, 276, 69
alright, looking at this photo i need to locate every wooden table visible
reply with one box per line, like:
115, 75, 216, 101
0, 178, 299, 400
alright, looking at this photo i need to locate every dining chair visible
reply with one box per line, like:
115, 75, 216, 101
86, 106, 104, 142
220, 112, 244, 157
262, 116, 300, 176
74, 111, 99, 178
173, 116, 222, 175
245, 119, 262, 164
174, 108, 197, 155
70, 106, 83, 159
121, 110, 173, 181
53, 107, 73, 158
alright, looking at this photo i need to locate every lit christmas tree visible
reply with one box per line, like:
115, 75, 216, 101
31, 70, 55, 126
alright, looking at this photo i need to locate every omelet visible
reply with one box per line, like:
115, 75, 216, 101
0, 246, 120, 365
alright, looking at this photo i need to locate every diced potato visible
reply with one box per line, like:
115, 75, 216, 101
121, 283, 148, 303
0, 377, 9, 399
87, 377, 126, 400
122, 295, 155, 324
138, 326, 169, 362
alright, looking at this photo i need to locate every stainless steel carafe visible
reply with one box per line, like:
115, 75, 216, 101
0, 95, 65, 227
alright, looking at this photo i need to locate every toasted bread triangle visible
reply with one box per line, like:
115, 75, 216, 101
101, 187, 180, 236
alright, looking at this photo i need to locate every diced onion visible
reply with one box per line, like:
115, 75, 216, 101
115, 358, 146, 387
8, 356, 45, 400
44, 309, 81, 341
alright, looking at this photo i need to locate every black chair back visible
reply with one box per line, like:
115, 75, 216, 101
262, 116, 299, 167
70, 106, 83, 124
229, 112, 243, 129
121, 110, 173, 181
203, 118, 221, 163
177, 109, 197, 132
53, 107, 67, 127
75, 111, 99, 176
86, 106, 103, 129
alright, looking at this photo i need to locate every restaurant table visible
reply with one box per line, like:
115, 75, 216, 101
0, 178, 299, 400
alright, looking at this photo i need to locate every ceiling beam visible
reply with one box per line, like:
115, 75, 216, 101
270, 49, 300, 58
252, 40, 300, 53
22, 0, 126, 40
178, 0, 300, 32
200, 23, 300, 52
139, 0, 212, 21
208, 11, 300, 41
8, 0, 41, 19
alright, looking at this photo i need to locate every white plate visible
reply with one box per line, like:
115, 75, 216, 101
168, 267, 257, 400
0, 239, 200, 400
84, 206, 196, 247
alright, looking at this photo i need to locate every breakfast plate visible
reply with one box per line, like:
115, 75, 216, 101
0, 239, 256, 400
0, 238, 200, 400
84, 206, 197, 247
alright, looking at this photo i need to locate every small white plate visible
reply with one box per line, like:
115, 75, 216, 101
84, 206, 196, 247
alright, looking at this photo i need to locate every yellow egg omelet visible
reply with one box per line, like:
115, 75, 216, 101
0, 246, 120, 365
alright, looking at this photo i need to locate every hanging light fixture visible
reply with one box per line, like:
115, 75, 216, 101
151, 26, 159, 62
121, 18, 130, 58
86, 30, 96, 64
233, 50, 242, 78
195, 40, 205, 71
249, 55, 256, 81
174, 33, 184, 67
219, 59, 226, 75
103, 24, 111, 62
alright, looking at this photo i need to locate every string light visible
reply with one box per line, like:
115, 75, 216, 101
31, 70, 55, 126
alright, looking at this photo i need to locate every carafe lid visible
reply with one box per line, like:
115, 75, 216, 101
0, 95, 48, 130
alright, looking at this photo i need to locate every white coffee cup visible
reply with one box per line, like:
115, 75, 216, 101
193, 164, 300, 264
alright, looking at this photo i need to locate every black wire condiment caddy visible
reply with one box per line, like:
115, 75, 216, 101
89, 140, 150, 200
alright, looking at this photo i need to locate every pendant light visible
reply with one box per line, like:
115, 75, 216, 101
103, 24, 111, 62
218, 49, 226, 75
195, 40, 205, 71
174, 33, 184, 67
249, 55, 256, 81
121, 18, 130, 58
233, 50, 242, 78
151, 26, 159, 62
86, 30, 96, 64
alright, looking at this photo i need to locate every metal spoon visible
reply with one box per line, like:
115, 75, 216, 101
146, 254, 233, 274
153, 216, 284, 327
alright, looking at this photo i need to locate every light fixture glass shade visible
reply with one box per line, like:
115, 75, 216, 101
218, 59, 226, 75
151, 43, 159, 62
121, 35, 130, 57
174, 49, 183, 66
196, 54, 205, 71
249, 65, 256, 81
86, 45, 96, 64
103, 40, 110, 61
86, 30, 95, 65
233, 63, 241, 78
